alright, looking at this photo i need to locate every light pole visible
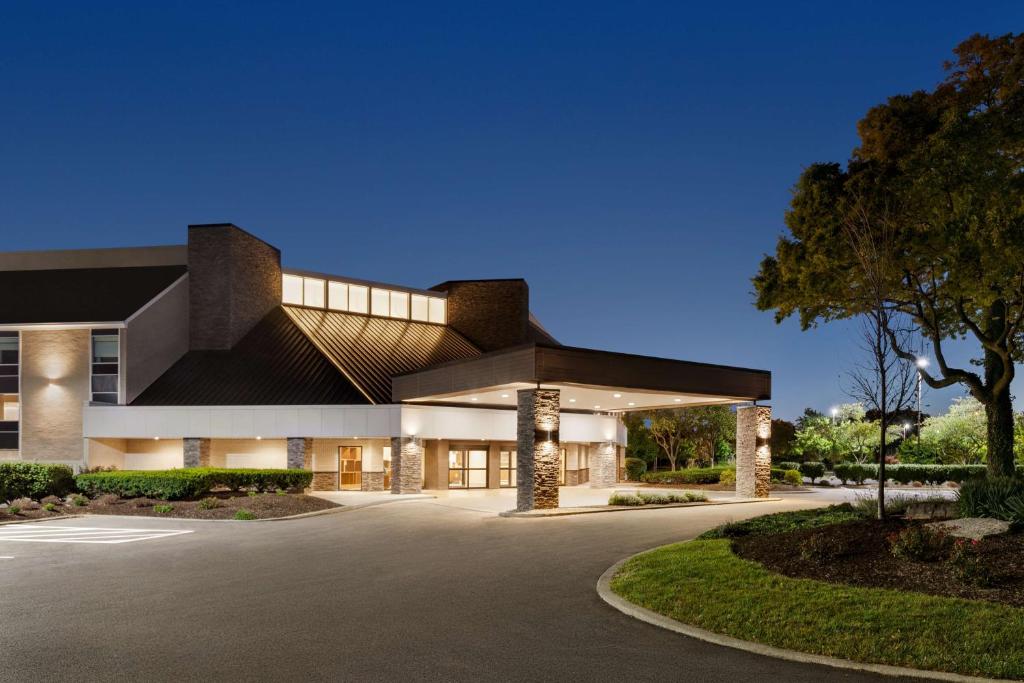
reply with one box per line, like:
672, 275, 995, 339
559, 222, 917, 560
830, 407, 838, 425
915, 357, 929, 447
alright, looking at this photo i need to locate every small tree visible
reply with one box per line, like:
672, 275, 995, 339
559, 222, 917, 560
649, 411, 688, 471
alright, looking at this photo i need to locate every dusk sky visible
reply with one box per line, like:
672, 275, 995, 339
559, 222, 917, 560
3, 2, 1022, 420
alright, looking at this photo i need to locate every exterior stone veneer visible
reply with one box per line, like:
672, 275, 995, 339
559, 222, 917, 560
361, 471, 385, 491
391, 437, 423, 494
183, 438, 211, 468
516, 388, 560, 511
312, 471, 338, 491
736, 405, 772, 498
287, 437, 312, 470
589, 441, 617, 488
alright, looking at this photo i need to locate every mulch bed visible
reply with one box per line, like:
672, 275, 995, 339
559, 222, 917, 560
1, 492, 339, 521
734, 518, 1024, 607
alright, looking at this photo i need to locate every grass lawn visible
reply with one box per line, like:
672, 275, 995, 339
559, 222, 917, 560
611, 536, 1024, 679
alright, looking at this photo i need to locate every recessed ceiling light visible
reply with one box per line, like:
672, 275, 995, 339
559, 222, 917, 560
674, 398, 682, 403
255, 436, 262, 440
470, 397, 478, 402
153, 437, 160, 441
613, 393, 622, 398
628, 402, 636, 406
500, 393, 509, 398
569, 398, 576, 403
594, 405, 601, 409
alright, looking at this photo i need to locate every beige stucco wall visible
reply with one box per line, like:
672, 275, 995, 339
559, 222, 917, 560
124, 275, 189, 403
209, 439, 287, 468
21, 329, 90, 462
88, 438, 128, 469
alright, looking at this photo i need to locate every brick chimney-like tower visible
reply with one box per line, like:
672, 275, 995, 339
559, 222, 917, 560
187, 223, 281, 351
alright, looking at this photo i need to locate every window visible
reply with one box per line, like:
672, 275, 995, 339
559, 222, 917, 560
91, 329, 119, 404
281, 273, 446, 323
303, 278, 325, 308
328, 281, 348, 311
389, 290, 409, 319
448, 448, 488, 488
0, 333, 17, 451
370, 288, 389, 316
348, 284, 369, 314
282, 274, 303, 305
428, 297, 446, 324
339, 446, 362, 490
410, 294, 429, 322
499, 449, 516, 487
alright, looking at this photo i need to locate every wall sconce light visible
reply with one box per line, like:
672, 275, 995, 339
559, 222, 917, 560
255, 436, 262, 441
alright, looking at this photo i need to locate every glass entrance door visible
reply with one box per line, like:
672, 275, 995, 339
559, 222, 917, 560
448, 448, 488, 488
339, 446, 362, 490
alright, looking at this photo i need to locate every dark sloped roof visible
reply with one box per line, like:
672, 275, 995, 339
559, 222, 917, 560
0, 265, 187, 324
132, 307, 369, 406
284, 306, 482, 404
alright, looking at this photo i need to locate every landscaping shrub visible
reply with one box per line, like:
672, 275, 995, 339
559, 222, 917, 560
799, 462, 825, 484
0, 463, 75, 502
197, 497, 222, 510
852, 494, 949, 518
641, 467, 727, 485
957, 477, 1024, 523
719, 469, 736, 485
608, 492, 708, 506
700, 504, 862, 539
799, 531, 848, 561
624, 458, 647, 481
887, 525, 949, 561
71, 495, 88, 506
234, 509, 256, 520
947, 538, 994, 587
74, 468, 314, 501
10, 497, 38, 511
833, 462, 870, 485
783, 469, 802, 486
7, 505, 20, 515
778, 461, 802, 472
43, 502, 57, 512
152, 504, 173, 514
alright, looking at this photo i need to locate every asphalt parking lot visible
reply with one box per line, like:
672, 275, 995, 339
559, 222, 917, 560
0, 494, 923, 682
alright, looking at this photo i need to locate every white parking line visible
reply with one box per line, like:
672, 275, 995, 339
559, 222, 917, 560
0, 526, 193, 544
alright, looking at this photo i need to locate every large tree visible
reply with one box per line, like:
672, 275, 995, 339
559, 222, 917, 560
755, 33, 1024, 476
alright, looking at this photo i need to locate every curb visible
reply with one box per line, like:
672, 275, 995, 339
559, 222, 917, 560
0, 495, 435, 525
596, 544, 1009, 683
0, 514, 82, 526
500, 497, 778, 518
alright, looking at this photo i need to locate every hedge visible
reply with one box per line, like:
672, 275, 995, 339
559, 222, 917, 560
624, 457, 647, 481
0, 463, 76, 502
75, 468, 313, 500
799, 461, 826, 483
830, 463, 989, 485
641, 467, 787, 486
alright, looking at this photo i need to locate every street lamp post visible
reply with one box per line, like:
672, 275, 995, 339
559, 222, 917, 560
915, 357, 929, 447
830, 407, 838, 425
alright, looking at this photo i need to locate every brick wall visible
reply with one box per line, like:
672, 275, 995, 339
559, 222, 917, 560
187, 224, 281, 351
432, 279, 530, 352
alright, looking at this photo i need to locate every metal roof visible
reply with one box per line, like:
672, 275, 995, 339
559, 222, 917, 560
132, 307, 369, 406
0, 265, 187, 324
283, 306, 481, 404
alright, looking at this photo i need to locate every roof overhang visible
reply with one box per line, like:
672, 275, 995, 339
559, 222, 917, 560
391, 343, 770, 413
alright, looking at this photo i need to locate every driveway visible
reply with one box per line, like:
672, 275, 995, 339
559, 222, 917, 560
1, 493, 924, 681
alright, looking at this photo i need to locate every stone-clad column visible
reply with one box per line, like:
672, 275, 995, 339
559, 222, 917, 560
287, 438, 312, 470
736, 405, 772, 498
516, 388, 560, 511
183, 438, 210, 468
589, 441, 617, 488
391, 436, 424, 494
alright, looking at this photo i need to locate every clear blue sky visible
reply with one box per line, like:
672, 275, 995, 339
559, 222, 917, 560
2, 1, 1021, 420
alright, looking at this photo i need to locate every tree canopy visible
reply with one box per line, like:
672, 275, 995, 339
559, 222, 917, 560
754, 33, 1024, 475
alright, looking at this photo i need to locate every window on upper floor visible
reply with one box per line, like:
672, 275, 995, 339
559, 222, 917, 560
280, 274, 446, 324
0, 333, 18, 450
91, 329, 119, 404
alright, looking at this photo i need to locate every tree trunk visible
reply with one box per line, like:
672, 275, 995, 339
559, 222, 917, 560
986, 384, 1014, 477
983, 299, 1015, 477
